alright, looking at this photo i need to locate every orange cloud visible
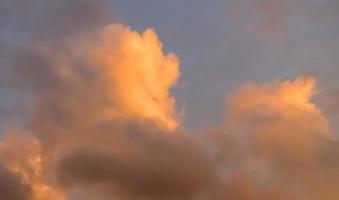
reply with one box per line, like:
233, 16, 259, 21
0, 131, 64, 200
226, 76, 331, 159
2, 17, 339, 199
86, 24, 180, 129
0, 23, 180, 200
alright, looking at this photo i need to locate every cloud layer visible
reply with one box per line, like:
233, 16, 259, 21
1, 1, 339, 200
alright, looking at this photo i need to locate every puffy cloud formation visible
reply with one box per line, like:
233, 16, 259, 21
226, 77, 331, 159
1, 1, 339, 200
1, 21, 180, 200
3, 45, 339, 199
220, 77, 339, 200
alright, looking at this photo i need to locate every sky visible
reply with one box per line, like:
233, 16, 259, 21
0, 1, 339, 200
109, 0, 339, 128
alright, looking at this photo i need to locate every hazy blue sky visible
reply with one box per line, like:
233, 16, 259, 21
108, 0, 339, 128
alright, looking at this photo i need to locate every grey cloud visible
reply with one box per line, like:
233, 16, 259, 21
0, 164, 31, 200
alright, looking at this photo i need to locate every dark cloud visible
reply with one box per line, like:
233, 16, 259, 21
0, 164, 31, 200
57, 121, 218, 200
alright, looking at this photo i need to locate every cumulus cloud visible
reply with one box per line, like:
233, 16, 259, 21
218, 77, 339, 200
1, 1, 339, 200
1, 7, 181, 199
226, 77, 331, 159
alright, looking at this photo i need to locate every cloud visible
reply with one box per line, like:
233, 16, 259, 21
219, 76, 339, 200
56, 120, 218, 200
1, 14, 180, 199
1, 1, 339, 199
49, 74, 339, 200
0, 163, 31, 200
226, 77, 331, 159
